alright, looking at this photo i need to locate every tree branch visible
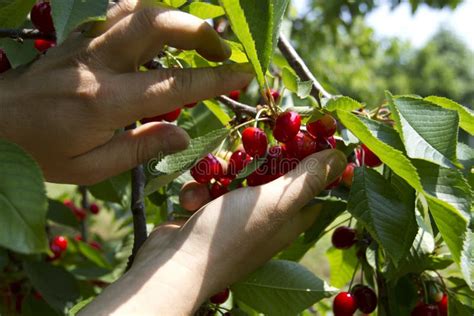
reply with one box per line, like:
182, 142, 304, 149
125, 123, 147, 271
78, 186, 89, 241
0, 28, 55, 40
277, 34, 332, 103
216, 95, 257, 116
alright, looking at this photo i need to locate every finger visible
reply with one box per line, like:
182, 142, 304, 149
88, 0, 140, 36
92, 7, 231, 71
106, 64, 253, 127
179, 181, 211, 212
70, 122, 189, 185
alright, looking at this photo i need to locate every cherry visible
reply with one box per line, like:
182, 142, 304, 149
229, 90, 241, 101
209, 288, 230, 304
246, 170, 267, 187
228, 150, 252, 175
333, 292, 358, 315
64, 199, 86, 220
265, 145, 285, 174
89, 241, 102, 250
242, 127, 268, 158
141, 109, 181, 123
0, 49, 11, 73
315, 136, 336, 152
437, 294, 447, 316
184, 102, 197, 108
50, 236, 68, 255
356, 144, 382, 167
190, 154, 223, 184
342, 163, 356, 187
267, 88, 280, 103
89, 203, 100, 214
273, 111, 301, 142
307, 114, 337, 138
74, 235, 83, 242
411, 303, 440, 316
325, 176, 342, 190
285, 132, 317, 160
210, 182, 229, 199
351, 285, 377, 313
34, 39, 55, 52
31, 2, 55, 33
331, 226, 357, 249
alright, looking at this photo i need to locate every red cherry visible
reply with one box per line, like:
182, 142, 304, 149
228, 150, 252, 175
89, 241, 102, 250
50, 236, 68, 255
210, 182, 229, 199
331, 226, 357, 249
265, 145, 285, 175
229, 90, 241, 101
246, 170, 267, 187
74, 235, 83, 242
73, 208, 87, 221
315, 136, 337, 152
307, 114, 337, 138
34, 39, 55, 52
184, 102, 197, 108
411, 303, 440, 316
267, 88, 280, 103
273, 111, 301, 142
352, 285, 378, 313
333, 292, 358, 315
356, 144, 382, 167
162, 108, 181, 122
242, 127, 268, 158
210, 288, 230, 304
284, 132, 317, 160
0, 49, 11, 73
31, 2, 55, 33
89, 203, 100, 214
342, 163, 356, 187
190, 154, 223, 184
437, 294, 447, 316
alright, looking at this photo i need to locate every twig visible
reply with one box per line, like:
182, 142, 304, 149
78, 186, 89, 241
277, 34, 332, 104
0, 28, 55, 40
216, 95, 257, 116
125, 123, 147, 271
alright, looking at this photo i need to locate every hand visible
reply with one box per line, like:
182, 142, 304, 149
80, 149, 346, 315
0, 0, 253, 185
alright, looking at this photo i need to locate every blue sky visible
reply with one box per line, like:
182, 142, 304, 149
294, 0, 474, 50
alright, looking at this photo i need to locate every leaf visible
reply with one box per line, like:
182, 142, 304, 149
325, 96, 362, 112
22, 293, 60, 316
155, 128, 229, 174
47, 199, 79, 229
0, 140, 48, 254
67, 297, 94, 316
203, 99, 231, 126
389, 96, 460, 168
348, 167, 417, 265
425, 96, 474, 135
277, 235, 313, 262
182, 2, 224, 19
303, 199, 347, 243
282, 67, 312, 98
162, 0, 186, 7
0, 0, 35, 27
226, 40, 249, 63
326, 247, 358, 288
232, 260, 337, 316
88, 171, 130, 204
144, 171, 182, 196
448, 293, 474, 315
0, 38, 36, 68
24, 261, 80, 312
76, 241, 111, 269
51, 0, 109, 43
457, 142, 474, 173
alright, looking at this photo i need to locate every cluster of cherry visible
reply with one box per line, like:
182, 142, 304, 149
47, 200, 101, 261
29, 1, 57, 52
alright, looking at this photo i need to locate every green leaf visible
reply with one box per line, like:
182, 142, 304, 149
425, 96, 474, 135
22, 293, 60, 316
325, 96, 362, 112
277, 235, 313, 262
155, 128, 229, 174
389, 96, 460, 168
76, 241, 111, 269
457, 142, 474, 173
0, 0, 35, 27
144, 171, 182, 196
348, 167, 417, 265
162, 0, 186, 7
303, 199, 347, 243
232, 260, 337, 316
448, 293, 474, 315
226, 40, 249, 63
0, 140, 48, 254
47, 199, 79, 229
0, 38, 36, 68
282, 67, 312, 98
182, 2, 224, 19
203, 99, 231, 126
51, 0, 109, 43
24, 261, 80, 312
326, 247, 358, 288
67, 297, 94, 316
88, 171, 130, 204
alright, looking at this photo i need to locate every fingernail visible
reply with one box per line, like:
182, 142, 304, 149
321, 150, 347, 184
229, 62, 255, 74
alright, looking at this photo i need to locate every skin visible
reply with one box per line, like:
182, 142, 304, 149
0, 1, 347, 314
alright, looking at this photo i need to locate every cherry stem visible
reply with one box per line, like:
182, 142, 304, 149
217, 95, 257, 116
125, 122, 147, 272
0, 28, 55, 40
277, 33, 332, 105
433, 270, 448, 293
78, 186, 89, 241
348, 260, 360, 290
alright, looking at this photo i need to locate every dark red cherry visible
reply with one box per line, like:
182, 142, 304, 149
89, 203, 100, 214
307, 114, 337, 138
333, 292, 358, 315
331, 226, 357, 249
210, 288, 230, 304
246, 170, 267, 187
285, 132, 317, 160
352, 285, 377, 313
265, 145, 285, 174
356, 144, 382, 167
34, 39, 55, 52
273, 111, 301, 143
184, 102, 197, 108
315, 136, 336, 152
210, 182, 229, 199
229, 150, 252, 175
267, 88, 280, 103
242, 127, 268, 158
342, 163, 356, 187
0, 49, 11, 73
162, 109, 181, 122
89, 241, 102, 250
50, 236, 68, 255
31, 2, 55, 33
411, 303, 440, 316
229, 90, 241, 101
190, 154, 223, 184
437, 294, 447, 316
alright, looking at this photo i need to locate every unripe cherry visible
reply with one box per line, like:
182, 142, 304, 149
273, 111, 301, 142
331, 226, 357, 249
242, 127, 268, 158
307, 114, 337, 138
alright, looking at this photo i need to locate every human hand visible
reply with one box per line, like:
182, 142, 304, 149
80, 149, 346, 315
0, 0, 253, 185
